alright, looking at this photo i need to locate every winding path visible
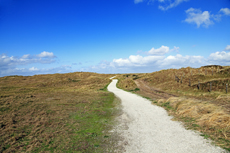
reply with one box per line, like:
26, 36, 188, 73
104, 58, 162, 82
108, 79, 226, 153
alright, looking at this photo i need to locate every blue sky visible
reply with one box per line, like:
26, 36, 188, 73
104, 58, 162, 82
0, 0, 230, 76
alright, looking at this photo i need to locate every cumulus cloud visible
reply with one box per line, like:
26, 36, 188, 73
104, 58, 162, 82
88, 45, 230, 73
184, 8, 213, 28
157, 54, 204, 68
86, 53, 206, 74
224, 45, 230, 51
209, 51, 230, 62
148, 45, 170, 55
0, 51, 57, 76
158, 0, 189, 11
220, 8, 230, 16
0, 65, 73, 77
37, 51, 55, 58
112, 54, 204, 69
112, 55, 164, 67
0, 51, 56, 67
87, 44, 207, 73
184, 7, 230, 28
147, 46, 179, 55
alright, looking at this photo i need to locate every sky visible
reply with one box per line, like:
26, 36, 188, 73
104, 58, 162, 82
0, 0, 230, 77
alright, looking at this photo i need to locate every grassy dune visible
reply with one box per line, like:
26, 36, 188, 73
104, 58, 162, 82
1, 66, 229, 152
0, 72, 120, 152
117, 65, 230, 151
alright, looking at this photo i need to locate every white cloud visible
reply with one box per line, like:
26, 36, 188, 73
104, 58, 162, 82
15, 68, 25, 70
209, 51, 230, 62
21, 54, 30, 59
112, 55, 164, 67
170, 46, 180, 52
220, 8, 230, 16
88, 53, 206, 74
184, 8, 213, 28
29, 67, 39, 71
212, 14, 222, 22
147, 46, 179, 55
0, 52, 56, 67
37, 51, 55, 58
88, 45, 230, 73
134, 0, 144, 4
158, 0, 189, 11
95, 47, 205, 71
136, 0, 188, 10
157, 54, 204, 68
0, 51, 57, 76
148, 45, 170, 55
224, 45, 230, 51
0, 65, 73, 77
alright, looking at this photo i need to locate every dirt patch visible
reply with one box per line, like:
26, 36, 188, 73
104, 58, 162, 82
134, 80, 177, 100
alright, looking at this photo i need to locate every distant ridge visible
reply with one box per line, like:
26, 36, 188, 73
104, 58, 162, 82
201, 65, 223, 68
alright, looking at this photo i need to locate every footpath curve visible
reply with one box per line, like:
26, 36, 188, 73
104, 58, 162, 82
108, 79, 226, 153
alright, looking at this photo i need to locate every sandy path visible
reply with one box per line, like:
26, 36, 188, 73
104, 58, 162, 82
108, 79, 226, 153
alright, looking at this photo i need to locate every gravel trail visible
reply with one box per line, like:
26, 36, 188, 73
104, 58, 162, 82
108, 79, 226, 153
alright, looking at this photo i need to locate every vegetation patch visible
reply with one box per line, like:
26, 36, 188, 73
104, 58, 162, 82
116, 65, 230, 151
129, 88, 140, 92
0, 72, 120, 152
116, 74, 138, 91
160, 102, 173, 111
155, 97, 230, 150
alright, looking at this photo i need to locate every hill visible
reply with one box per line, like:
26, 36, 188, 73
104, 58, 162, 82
0, 72, 120, 152
117, 65, 230, 151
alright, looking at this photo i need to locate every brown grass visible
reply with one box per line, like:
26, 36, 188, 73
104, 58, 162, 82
116, 74, 139, 91
156, 97, 230, 149
117, 65, 230, 151
0, 72, 120, 152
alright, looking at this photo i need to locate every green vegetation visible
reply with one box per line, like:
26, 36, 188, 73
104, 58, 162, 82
0, 72, 119, 152
160, 102, 173, 110
129, 88, 140, 92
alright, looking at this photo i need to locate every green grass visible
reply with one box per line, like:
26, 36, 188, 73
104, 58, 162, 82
200, 134, 210, 139
99, 82, 111, 91
129, 88, 140, 92
65, 93, 118, 152
0, 107, 10, 112
29, 91, 119, 153
0, 72, 118, 152
160, 102, 173, 110
192, 124, 200, 127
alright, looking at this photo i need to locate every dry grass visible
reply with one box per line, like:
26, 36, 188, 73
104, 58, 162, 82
116, 74, 139, 91
155, 97, 230, 149
135, 66, 230, 111
0, 72, 120, 152
117, 65, 230, 151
